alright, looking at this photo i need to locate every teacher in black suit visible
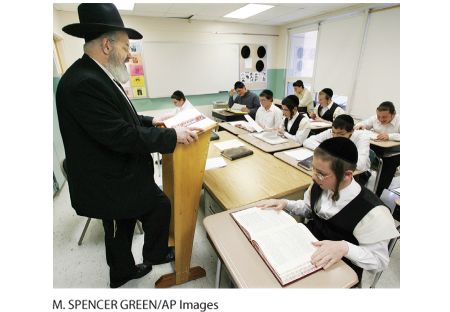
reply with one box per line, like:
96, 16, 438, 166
56, 4, 201, 288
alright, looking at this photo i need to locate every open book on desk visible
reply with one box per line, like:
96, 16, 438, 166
251, 131, 288, 145
230, 207, 321, 286
224, 103, 248, 114
228, 121, 255, 133
163, 108, 217, 130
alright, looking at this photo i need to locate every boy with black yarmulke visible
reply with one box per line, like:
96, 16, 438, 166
258, 137, 399, 287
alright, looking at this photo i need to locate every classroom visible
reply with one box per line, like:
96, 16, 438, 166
52, 2, 401, 297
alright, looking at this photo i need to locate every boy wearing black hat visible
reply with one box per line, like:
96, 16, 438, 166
272, 95, 311, 144
56, 4, 201, 288
310, 88, 345, 122
228, 81, 261, 119
293, 80, 314, 113
255, 89, 283, 129
258, 137, 399, 287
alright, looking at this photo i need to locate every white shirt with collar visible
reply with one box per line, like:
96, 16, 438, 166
255, 103, 283, 129
284, 179, 399, 273
171, 99, 195, 115
314, 101, 345, 120
355, 114, 400, 142
280, 112, 311, 144
303, 129, 371, 172
295, 88, 314, 113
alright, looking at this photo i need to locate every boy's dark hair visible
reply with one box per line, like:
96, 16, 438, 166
332, 114, 354, 132
319, 88, 333, 101
314, 138, 357, 202
377, 101, 396, 114
282, 95, 299, 119
234, 81, 245, 90
171, 90, 186, 101
293, 80, 304, 88
260, 89, 273, 100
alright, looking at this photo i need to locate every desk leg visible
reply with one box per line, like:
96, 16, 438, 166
215, 258, 222, 288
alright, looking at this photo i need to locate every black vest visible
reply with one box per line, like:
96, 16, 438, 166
318, 103, 340, 122
306, 182, 385, 281
284, 113, 305, 135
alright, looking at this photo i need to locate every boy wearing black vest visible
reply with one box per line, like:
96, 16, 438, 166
272, 95, 311, 144
258, 137, 399, 287
310, 88, 344, 122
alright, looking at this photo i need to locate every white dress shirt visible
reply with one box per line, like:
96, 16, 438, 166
171, 99, 195, 115
284, 179, 399, 273
303, 129, 371, 171
355, 114, 400, 142
255, 103, 283, 129
314, 101, 345, 120
295, 88, 314, 113
280, 112, 311, 144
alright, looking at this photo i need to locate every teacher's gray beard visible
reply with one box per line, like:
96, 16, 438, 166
105, 47, 130, 84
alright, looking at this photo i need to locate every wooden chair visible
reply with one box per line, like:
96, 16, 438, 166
60, 158, 144, 246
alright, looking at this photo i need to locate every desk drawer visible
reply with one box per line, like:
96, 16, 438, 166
205, 190, 224, 217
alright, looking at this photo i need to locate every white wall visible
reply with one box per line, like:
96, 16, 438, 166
53, 9, 280, 72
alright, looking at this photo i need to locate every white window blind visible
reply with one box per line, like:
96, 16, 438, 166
313, 14, 365, 96
350, 7, 400, 117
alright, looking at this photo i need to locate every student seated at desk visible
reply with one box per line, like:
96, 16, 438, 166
255, 89, 283, 130
170, 90, 194, 114
310, 88, 344, 123
228, 81, 260, 120
355, 101, 400, 197
303, 114, 371, 186
257, 138, 399, 287
272, 95, 311, 145
293, 80, 314, 113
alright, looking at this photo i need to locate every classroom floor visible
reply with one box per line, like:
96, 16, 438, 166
53, 161, 400, 289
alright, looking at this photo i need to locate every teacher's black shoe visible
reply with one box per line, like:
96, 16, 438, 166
109, 263, 152, 288
146, 246, 175, 265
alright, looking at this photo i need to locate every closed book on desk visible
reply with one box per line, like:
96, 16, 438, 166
221, 146, 253, 161
298, 155, 314, 171
230, 207, 321, 287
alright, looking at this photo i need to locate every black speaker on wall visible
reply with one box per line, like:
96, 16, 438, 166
256, 60, 265, 72
241, 45, 250, 58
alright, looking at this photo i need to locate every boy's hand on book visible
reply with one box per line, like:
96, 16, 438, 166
310, 240, 349, 270
257, 199, 287, 211
175, 127, 200, 145
376, 133, 389, 141
354, 125, 364, 130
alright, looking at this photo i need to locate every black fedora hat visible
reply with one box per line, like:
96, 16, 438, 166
62, 3, 143, 42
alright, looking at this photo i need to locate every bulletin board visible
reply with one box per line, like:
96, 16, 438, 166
119, 41, 148, 99
141, 42, 240, 98
239, 44, 267, 90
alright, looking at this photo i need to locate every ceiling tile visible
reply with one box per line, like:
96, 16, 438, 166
133, 3, 173, 13
191, 15, 221, 22
247, 5, 297, 21
133, 11, 165, 18
195, 3, 245, 17
55, 3, 80, 12
167, 3, 209, 15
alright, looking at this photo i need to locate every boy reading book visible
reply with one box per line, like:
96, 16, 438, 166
272, 95, 311, 145
354, 101, 400, 197
228, 81, 261, 120
257, 137, 399, 287
309, 88, 344, 122
170, 90, 194, 115
255, 89, 283, 130
303, 114, 371, 186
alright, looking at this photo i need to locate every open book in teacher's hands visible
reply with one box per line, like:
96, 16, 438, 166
163, 108, 217, 130
230, 207, 321, 286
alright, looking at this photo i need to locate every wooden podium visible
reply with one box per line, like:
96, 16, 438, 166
155, 124, 217, 288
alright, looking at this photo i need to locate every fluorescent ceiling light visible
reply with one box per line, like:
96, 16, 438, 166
224, 4, 274, 19
114, 3, 135, 11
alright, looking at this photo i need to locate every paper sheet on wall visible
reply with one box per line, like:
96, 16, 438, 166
245, 58, 253, 68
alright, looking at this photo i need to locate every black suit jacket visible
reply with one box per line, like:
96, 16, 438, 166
56, 54, 177, 220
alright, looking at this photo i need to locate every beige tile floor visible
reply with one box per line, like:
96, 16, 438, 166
53, 161, 400, 289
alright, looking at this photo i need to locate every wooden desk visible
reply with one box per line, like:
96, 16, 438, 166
238, 133, 301, 153
370, 139, 400, 157
273, 147, 363, 176
204, 131, 312, 211
218, 122, 251, 136
310, 122, 332, 134
203, 201, 358, 288
212, 109, 246, 122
